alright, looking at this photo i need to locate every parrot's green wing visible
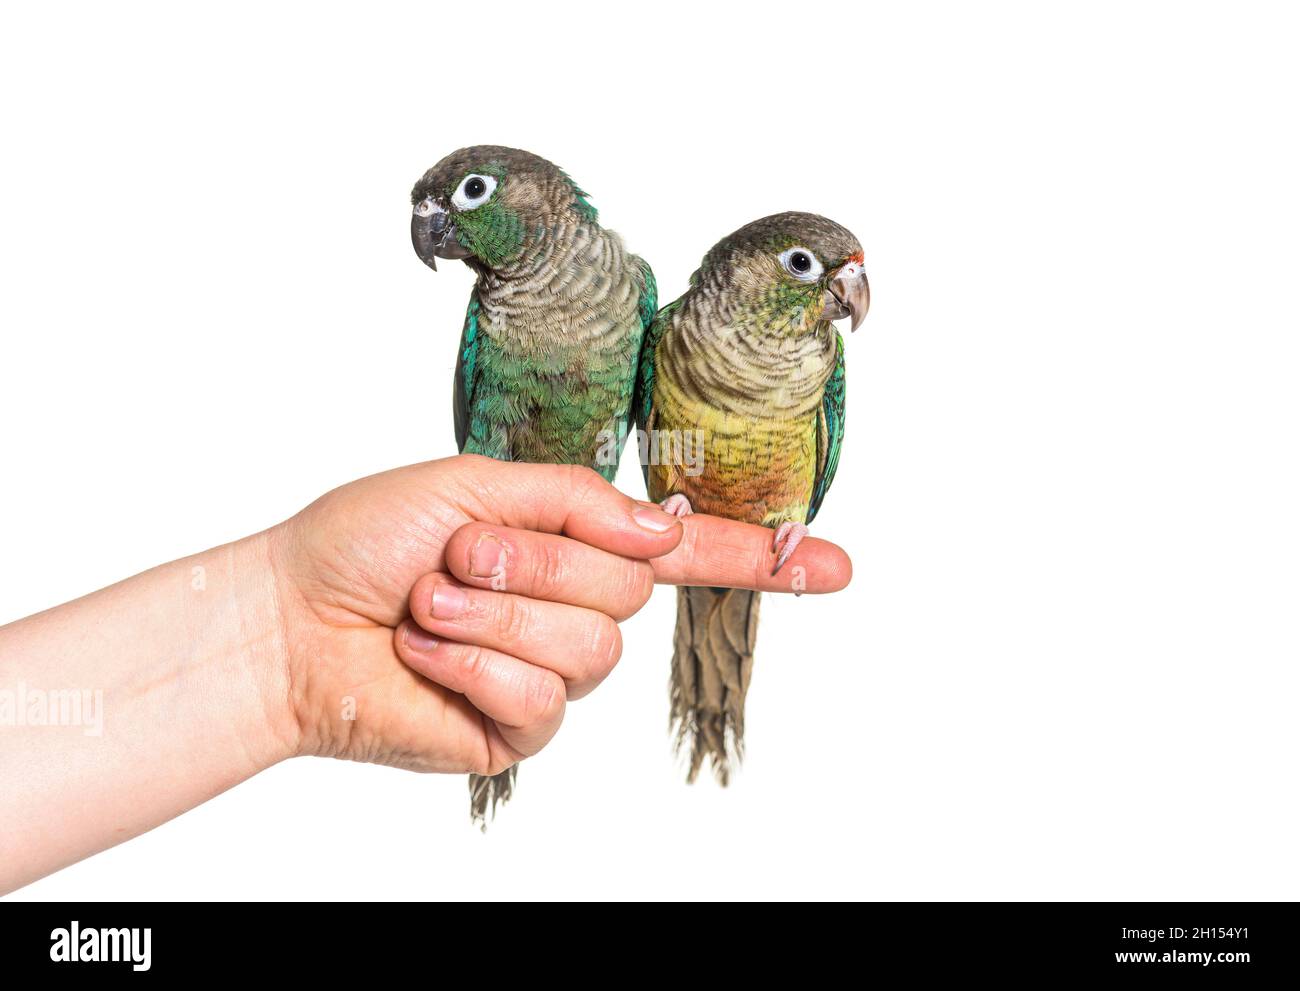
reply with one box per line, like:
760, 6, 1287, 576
633, 294, 677, 487
632, 310, 661, 432
636, 258, 658, 333
630, 263, 661, 480
807, 330, 846, 524
452, 293, 482, 452
630, 260, 658, 428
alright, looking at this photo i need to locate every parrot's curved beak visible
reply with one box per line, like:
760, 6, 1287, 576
411, 197, 473, 271
823, 259, 870, 332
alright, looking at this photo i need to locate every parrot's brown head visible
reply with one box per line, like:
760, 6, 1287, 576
409, 145, 599, 273
693, 212, 870, 335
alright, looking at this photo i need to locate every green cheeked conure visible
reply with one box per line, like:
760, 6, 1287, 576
635, 212, 868, 785
411, 146, 656, 826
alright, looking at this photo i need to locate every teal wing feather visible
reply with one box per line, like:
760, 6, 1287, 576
633, 302, 680, 490
807, 331, 846, 524
636, 258, 658, 333
632, 311, 660, 435
629, 263, 661, 484
453, 292, 482, 453
630, 260, 658, 430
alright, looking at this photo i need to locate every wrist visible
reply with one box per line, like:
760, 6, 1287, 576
225, 529, 303, 768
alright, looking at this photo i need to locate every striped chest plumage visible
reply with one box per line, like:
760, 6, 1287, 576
461, 221, 646, 477
645, 294, 837, 526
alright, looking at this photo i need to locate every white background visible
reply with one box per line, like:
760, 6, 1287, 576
2, 1, 1298, 900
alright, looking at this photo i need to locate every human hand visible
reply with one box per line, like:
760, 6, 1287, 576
0, 453, 851, 892
267, 454, 852, 775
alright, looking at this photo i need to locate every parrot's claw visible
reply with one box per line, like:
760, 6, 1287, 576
771, 522, 810, 576
660, 493, 694, 518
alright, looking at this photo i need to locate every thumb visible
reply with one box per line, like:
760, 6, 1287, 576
448, 455, 685, 561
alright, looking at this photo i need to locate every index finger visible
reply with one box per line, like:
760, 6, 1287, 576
649, 513, 853, 594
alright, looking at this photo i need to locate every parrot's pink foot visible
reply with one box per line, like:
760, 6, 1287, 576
660, 493, 694, 518
771, 522, 810, 576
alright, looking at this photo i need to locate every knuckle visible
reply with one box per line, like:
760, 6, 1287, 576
453, 644, 490, 685
680, 516, 707, 564
533, 539, 571, 600
586, 614, 623, 679
613, 561, 655, 619
522, 672, 565, 727
565, 464, 605, 502
495, 595, 533, 645
677, 519, 722, 586
746, 531, 771, 589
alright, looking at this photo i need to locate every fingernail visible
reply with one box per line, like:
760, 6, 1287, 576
431, 583, 468, 620
468, 533, 506, 579
404, 626, 439, 652
633, 506, 680, 533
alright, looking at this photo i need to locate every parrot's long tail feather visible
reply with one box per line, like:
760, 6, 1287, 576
670, 586, 761, 785
469, 768, 517, 831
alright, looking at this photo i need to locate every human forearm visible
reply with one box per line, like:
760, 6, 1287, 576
0, 533, 295, 894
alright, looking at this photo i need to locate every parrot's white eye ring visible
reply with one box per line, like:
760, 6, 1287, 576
452, 173, 498, 211
779, 247, 824, 282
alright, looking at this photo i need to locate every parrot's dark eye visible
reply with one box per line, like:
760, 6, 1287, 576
779, 246, 824, 282
453, 173, 498, 211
